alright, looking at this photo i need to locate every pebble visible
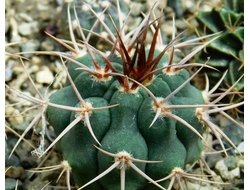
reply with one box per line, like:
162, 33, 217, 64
9, 17, 20, 42
37, 3, 49, 11
5, 178, 22, 190
185, 0, 196, 12
13, 120, 30, 132
31, 56, 42, 66
211, 115, 243, 155
5, 60, 14, 82
206, 153, 224, 169
40, 38, 55, 51
35, 66, 54, 84
23, 176, 51, 190
19, 12, 34, 22
15, 146, 38, 169
6, 154, 21, 167
21, 40, 40, 58
181, 180, 222, 190
223, 121, 244, 147
173, 166, 224, 190
161, 21, 176, 38
128, 2, 144, 16
5, 166, 26, 179
215, 158, 240, 180
235, 142, 244, 153
126, 17, 142, 32
5, 138, 22, 167
5, 106, 24, 127
18, 21, 39, 36
237, 159, 244, 173
52, 70, 66, 89
175, 19, 188, 30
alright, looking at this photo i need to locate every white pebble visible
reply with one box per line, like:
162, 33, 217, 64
234, 142, 244, 153
5, 107, 24, 127
41, 39, 55, 51
31, 56, 42, 66
215, 159, 240, 180
36, 67, 54, 84
18, 21, 39, 36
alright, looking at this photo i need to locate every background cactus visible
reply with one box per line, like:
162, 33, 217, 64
193, 0, 244, 107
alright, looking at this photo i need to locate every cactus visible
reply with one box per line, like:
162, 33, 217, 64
6, 1, 244, 189
41, 2, 242, 189
193, 0, 244, 105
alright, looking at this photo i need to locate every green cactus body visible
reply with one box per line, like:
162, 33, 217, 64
138, 96, 186, 189
43, 2, 224, 188
61, 97, 111, 189
98, 90, 148, 190
47, 45, 206, 189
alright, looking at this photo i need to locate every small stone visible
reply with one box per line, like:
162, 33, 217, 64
223, 120, 244, 147
5, 166, 26, 179
31, 56, 42, 66
37, 3, 49, 11
128, 2, 144, 16
215, 159, 240, 180
52, 69, 66, 89
161, 21, 176, 38
5, 154, 21, 167
202, 132, 213, 150
35, 66, 54, 84
21, 40, 40, 58
18, 21, 39, 36
15, 147, 38, 169
5, 107, 24, 127
126, 17, 142, 31
20, 156, 38, 169
183, 180, 222, 190
21, 139, 35, 153
5, 60, 14, 81
41, 38, 55, 51
224, 156, 239, 169
5, 178, 22, 190
206, 153, 224, 169
13, 120, 30, 132
234, 142, 244, 153
5, 138, 21, 167
237, 159, 244, 173
175, 19, 187, 30
19, 12, 34, 22
23, 176, 50, 190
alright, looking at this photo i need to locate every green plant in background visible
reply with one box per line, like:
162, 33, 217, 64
6, 0, 244, 189
193, 0, 244, 108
